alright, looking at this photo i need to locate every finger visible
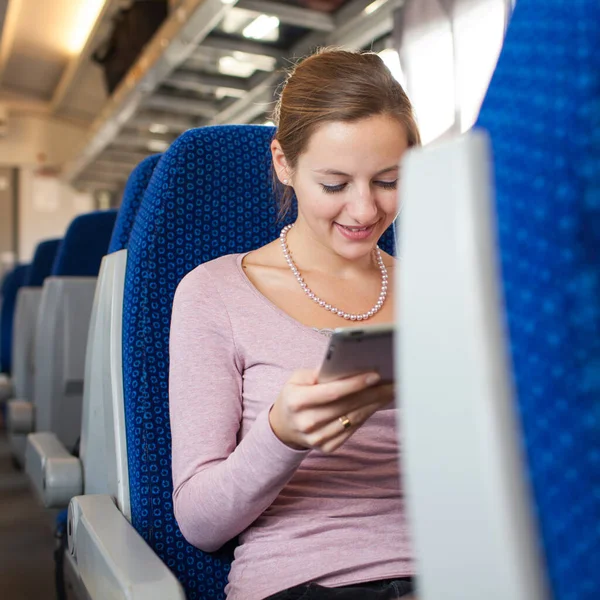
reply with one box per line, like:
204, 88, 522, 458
287, 369, 319, 385
304, 397, 387, 450
296, 384, 394, 435
320, 383, 395, 422
299, 372, 382, 407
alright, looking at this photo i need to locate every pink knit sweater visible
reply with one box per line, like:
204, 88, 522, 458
169, 253, 412, 600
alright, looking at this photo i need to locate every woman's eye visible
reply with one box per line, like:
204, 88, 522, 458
375, 180, 398, 190
321, 183, 347, 194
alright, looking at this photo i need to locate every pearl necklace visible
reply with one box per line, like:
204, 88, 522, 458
279, 223, 388, 321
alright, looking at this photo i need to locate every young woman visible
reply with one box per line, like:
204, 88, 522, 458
170, 48, 421, 600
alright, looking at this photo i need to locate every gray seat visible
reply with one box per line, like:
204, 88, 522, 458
7, 211, 116, 465
25, 155, 161, 511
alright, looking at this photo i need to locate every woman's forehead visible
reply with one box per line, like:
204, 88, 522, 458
298, 116, 409, 172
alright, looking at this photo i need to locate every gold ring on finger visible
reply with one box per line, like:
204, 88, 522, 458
339, 415, 352, 430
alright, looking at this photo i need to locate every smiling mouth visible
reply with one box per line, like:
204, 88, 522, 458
335, 222, 378, 232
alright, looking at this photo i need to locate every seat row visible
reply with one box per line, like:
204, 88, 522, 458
0, 1, 598, 597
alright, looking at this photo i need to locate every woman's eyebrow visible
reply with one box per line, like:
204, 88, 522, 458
311, 165, 400, 176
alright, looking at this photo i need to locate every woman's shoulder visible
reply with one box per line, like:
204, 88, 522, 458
175, 253, 245, 301
380, 250, 397, 269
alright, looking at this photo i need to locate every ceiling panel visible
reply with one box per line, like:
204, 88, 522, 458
0, 0, 78, 98
55, 59, 109, 123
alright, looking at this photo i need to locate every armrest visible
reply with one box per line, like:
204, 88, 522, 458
68, 495, 186, 600
25, 432, 82, 508
0, 373, 13, 402
6, 398, 34, 433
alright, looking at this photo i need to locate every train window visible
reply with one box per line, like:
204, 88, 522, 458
397, 0, 511, 144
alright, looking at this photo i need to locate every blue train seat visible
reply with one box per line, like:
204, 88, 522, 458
26, 155, 162, 510
7, 211, 116, 465
8, 239, 62, 407
66, 124, 396, 599
0, 265, 30, 402
398, 1, 600, 599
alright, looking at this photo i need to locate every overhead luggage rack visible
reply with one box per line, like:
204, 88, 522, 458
65, 0, 405, 192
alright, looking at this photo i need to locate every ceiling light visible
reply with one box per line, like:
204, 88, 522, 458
148, 140, 170, 152
66, 0, 107, 54
221, 0, 236, 4
218, 56, 256, 78
364, 0, 388, 15
243, 15, 280, 41
149, 124, 169, 134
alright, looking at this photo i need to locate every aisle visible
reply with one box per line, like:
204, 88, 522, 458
0, 431, 56, 599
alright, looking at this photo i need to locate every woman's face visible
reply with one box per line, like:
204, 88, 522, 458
273, 114, 410, 261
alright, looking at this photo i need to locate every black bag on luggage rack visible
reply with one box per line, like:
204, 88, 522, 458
93, 0, 168, 94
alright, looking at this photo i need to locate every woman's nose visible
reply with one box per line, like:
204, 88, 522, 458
347, 185, 379, 223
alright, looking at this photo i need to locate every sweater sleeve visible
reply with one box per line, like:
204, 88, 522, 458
169, 265, 309, 552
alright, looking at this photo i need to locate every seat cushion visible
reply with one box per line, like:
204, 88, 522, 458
26, 239, 61, 287
123, 124, 396, 599
0, 265, 30, 374
476, 1, 600, 597
52, 210, 118, 277
108, 154, 162, 254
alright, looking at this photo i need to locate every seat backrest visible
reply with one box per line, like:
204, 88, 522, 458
108, 154, 162, 254
0, 265, 30, 374
122, 124, 396, 598
81, 154, 161, 514
475, 1, 600, 597
25, 239, 62, 287
10, 239, 63, 400
51, 210, 118, 277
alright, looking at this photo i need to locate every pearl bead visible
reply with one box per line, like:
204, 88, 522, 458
280, 223, 387, 322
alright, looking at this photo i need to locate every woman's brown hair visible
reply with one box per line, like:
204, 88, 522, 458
272, 47, 421, 219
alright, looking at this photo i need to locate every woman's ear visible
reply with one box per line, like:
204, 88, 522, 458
271, 139, 291, 185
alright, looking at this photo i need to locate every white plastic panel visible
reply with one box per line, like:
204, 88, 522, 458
80, 256, 113, 498
108, 250, 130, 519
64, 551, 92, 600
79, 250, 130, 520
6, 398, 34, 434
25, 431, 83, 508
0, 372, 12, 402
68, 495, 186, 600
8, 432, 27, 466
12, 287, 43, 401
397, 131, 548, 600
34, 277, 98, 450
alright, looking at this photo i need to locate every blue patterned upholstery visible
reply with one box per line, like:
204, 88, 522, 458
122, 124, 395, 599
0, 265, 30, 374
25, 239, 62, 286
51, 210, 117, 276
108, 155, 162, 254
476, 1, 600, 598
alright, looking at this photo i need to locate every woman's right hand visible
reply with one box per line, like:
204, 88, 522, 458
269, 369, 394, 453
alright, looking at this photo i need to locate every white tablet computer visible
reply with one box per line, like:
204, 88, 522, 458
317, 323, 395, 384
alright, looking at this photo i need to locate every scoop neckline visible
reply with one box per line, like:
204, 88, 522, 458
234, 252, 335, 342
